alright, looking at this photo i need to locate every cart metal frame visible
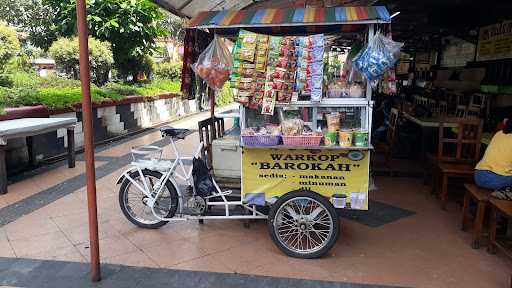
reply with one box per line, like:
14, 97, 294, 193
117, 133, 267, 222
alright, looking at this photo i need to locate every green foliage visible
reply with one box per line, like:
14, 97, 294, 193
48, 37, 114, 85
154, 61, 182, 80
216, 83, 234, 107
45, 0, 168, 78
104, 79, 180, 97
160, 13, 186, 42
0, 72, 181, 112
0, 0, 57, 50
0, 22, 21, 72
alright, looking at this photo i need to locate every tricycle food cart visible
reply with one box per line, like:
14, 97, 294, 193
117, 6, 392, 258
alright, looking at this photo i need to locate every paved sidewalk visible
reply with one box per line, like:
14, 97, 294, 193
0, 257, 403, 288
0, 105, 511, 288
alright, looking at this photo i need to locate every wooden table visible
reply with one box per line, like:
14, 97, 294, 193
401, 112, 457, 158
0, 118, 77, 194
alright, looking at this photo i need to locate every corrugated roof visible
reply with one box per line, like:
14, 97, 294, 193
187, 6, 390, 29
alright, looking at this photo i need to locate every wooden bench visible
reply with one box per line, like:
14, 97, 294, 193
461, 184, 492, 249
487, 198, 512, 288
488, 198, 512, 257
0, 118, 77, 194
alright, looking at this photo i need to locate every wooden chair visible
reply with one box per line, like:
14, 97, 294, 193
469, 93, 488, 113
198, 117, 225, 169
465, 106, 481, 119
461, 184, 492, 249
436, 118, 484, 209
455, 105, 467, 118
374, 108, 400, 174
439, 101, 448, 116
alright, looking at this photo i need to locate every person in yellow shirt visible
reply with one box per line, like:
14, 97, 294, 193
475, 114, 512, 190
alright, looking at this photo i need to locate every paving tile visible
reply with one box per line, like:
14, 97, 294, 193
142, 241, 207, 268
0, 233, 16, 257
59, 222, 121, 245
40, 193, 89, 218
24, 245, 86, 263
75, 235, 138, 260
121, 227, 184, 249
208, 239, 276, 274
4, 215, 60, 241
1, 179, 43, 206
172, 254, 232, 274
103, 250, 159, 268
9, 231, 72, 257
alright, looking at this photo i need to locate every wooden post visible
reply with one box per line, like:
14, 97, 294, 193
0, 145, 7, 194
67, 127, 76, 168
76, 0, 101, 282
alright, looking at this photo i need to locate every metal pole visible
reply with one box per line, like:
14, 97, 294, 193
209, 88, 215, 118
76, 0, 101, 282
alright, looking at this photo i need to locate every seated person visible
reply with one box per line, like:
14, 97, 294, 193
474, 113, 512, 190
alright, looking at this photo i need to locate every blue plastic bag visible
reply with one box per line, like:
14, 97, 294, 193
352, 32, 403, 87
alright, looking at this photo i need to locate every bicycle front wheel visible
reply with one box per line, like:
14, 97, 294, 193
119, 170, 178, 229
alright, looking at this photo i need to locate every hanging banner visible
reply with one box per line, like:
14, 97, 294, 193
242, 148, 369, 210
477, 20, 512, 61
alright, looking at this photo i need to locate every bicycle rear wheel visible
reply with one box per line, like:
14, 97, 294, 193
119, 170, 178, 229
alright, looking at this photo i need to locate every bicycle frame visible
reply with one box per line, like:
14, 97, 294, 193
117, 134, 267, 222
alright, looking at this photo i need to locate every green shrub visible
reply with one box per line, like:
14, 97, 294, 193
215, 83, 234, 107
154, 61, 182, 80
0, 74, 13, 88
48, 37, 114, 85
0, 22, 21, 72
0, 70, 181, 111
104, 79, 180, 97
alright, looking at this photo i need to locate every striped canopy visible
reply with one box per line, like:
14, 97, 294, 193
187, 6, 391, 29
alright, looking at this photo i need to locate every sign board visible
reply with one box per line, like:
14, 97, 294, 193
242, 148, 369, 210
477, 20, 512, 61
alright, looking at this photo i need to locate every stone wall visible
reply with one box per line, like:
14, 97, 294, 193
5, 96, 198, 175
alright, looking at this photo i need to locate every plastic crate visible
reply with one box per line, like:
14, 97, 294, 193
282, 135, 323, 146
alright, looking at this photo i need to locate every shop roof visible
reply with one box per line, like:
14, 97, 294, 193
186, 6, 390, 30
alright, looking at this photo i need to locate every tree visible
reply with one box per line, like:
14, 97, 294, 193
160, 13, 186, 42
0, 0, 57, 50
45, 0, 168, 80
49, 36, 113, 85
0, 22, 21, 72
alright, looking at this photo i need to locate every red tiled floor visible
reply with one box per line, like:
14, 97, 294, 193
1, 109, 511, 287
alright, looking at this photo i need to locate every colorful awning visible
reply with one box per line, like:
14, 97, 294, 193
187, 6, 391, 29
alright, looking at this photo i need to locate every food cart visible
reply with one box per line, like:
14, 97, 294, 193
118, 6, 393, 259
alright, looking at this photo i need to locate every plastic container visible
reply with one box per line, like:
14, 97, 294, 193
332, 194, 347, 208
324, 132, 337, 146
282, 135, 323, 146
353, 130, 368, 147
339, 129, 353, 147
242, 135, 281, 146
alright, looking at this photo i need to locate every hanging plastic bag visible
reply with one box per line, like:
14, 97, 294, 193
191, 35, 232, 90
352, 32, 403, 87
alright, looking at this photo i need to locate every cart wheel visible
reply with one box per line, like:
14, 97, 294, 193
268, 190, 339, 259
119, 170, 178, 229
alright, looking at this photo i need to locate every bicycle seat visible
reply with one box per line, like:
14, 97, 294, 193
160, 127, 190, 139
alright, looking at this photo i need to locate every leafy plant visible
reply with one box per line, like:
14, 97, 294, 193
48, 36, 114, 85
216, 83, 234, 107
154, 61, 182, 80
0, 71, 181, 113
45, 0, 168, 79
0, 0, 57, 50
0, 22, 21, 72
